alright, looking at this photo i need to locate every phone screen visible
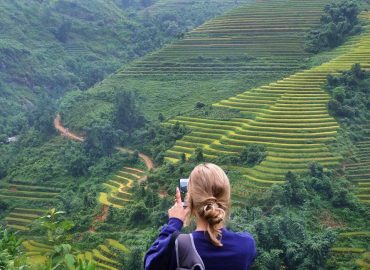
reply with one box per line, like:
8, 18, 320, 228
179, 178, 189, 207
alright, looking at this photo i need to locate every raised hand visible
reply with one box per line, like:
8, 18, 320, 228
168, 187, 189, 222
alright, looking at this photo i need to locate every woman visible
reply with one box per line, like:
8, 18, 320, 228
144, 163, 256, 270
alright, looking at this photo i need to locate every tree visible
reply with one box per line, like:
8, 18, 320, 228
194, 147, 204, 163
35, 209, 96, 270
195, 101, 206, 109
181, 153, 186, 163
0, 200, 8, 212
55, 20, 72, 43
0, 160, 6, 179
114, 91, 145, 134
284, 171, 307, 205
0, 228, 28, 269
29, 95, 56, 137
125, 247, 143, 270
305, 1, 361, 53
158, 113, 165, 122
84, 124, 118, 157
240, 144, 267, 166
61, 142, 90, 177
128, 202, 148, 226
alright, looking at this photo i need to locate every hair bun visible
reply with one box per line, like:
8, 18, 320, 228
202, 197, 226, 225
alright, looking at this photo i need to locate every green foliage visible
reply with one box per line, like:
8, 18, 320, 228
327, 64, 370, 125
305, 1, 362, 53
54, 20, 72, 43
229, 163, 362, 269
130, 121, 189, 165
284, 171, 307, 205
114, 90, 146, 134
194, 147, 204, 163
37, 208, 75, 245
83, 124, 118, 157
27, 95, 56, 137
184, 105, 244, 121
0, 229, 22, 257
240, 144, 267, 167
32, 210, 96, 270
125, 247, 144, 270
0, 228, 29, 270
60, 142, 91, 177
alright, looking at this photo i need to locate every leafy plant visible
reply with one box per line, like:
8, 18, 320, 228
305, 1, 362, 53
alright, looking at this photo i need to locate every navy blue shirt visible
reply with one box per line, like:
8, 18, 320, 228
144, 218, 257, 270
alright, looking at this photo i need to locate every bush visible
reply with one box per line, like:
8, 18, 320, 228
240, 144, 267, 166
326, 64, 370, 125
304, 1, 361, 53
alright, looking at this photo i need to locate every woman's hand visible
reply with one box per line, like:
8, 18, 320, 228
168, 187, 189, 222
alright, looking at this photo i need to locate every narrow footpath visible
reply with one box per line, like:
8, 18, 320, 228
54, 114, 155, 230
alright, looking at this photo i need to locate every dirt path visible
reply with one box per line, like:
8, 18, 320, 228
54, 114, 156, 227
54, 114, 154, 170
89, 205, 109, 232
116, 147, 154, 170
54, 114, 84, 142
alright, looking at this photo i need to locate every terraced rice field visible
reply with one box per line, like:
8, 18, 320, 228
142, 0, 252, 15
98, 167, 145, 209
5, 208, 45, 232
23, 238, 128, 270
331, 231, 370, 269
77, 239, 128, 270
0, 181, 63, 202
165, 12, 370, 192
120, 0, 332, 77
346, 125, 370, 204
22, 240, 52, 266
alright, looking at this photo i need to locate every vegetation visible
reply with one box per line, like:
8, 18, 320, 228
60, 0, 334, 131
0, 0, 247, 138
305, 1, 362, 53
0, 0, 369, 269
230, 162, 364, 269
327, 64, 370, 125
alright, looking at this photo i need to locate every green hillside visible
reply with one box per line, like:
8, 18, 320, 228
1, 1, 370, 269
165, 12, 370, 190
0, 0, 248, 137
60, 0, 334, 131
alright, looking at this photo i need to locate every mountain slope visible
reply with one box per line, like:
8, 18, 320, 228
165, 12, 370, 194
0, 0, 247, 137
60, 0, 333, 131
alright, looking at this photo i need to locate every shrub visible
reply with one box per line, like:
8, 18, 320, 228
240, 144, 267, 166
326, 64, 370, 125
304, 1, 361, 53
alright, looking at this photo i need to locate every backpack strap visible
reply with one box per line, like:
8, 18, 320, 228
175, 234, 205, 270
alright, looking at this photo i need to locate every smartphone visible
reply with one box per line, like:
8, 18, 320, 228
179, 178, 189, 207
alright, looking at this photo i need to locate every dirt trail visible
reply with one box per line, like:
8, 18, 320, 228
116, 147, 154, 170
89, 205, 109, 232
54, 114, 154, 171
54, 114, 157, 227
54, 114, 84, 142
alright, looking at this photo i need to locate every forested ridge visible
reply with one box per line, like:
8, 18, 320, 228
0, 0, 370, 269
0, 0, 250, 138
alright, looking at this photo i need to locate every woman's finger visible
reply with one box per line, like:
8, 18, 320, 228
175, 187, 182, 204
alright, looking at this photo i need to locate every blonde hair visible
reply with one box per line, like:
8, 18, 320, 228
187, 163, 231, 247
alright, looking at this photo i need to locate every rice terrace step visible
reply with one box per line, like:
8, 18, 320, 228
98, 166, 146, 209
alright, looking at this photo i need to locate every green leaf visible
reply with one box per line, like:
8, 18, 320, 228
65, 253, 75, 269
